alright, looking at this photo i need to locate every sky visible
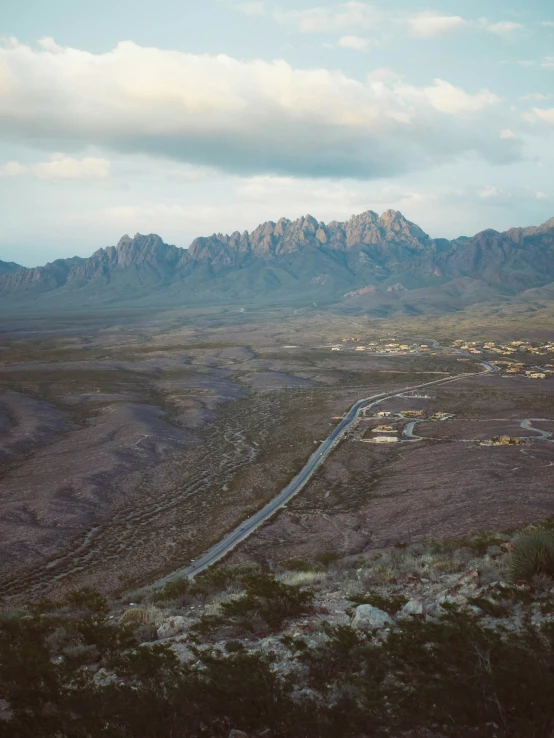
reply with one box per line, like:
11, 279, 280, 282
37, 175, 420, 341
0, 0, 553, 266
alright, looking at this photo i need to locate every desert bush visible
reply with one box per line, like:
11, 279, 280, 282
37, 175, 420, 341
278, 570, 327, 587
221, 573, 314, 630
509, 530, 554, 583
314, 551, 340, 568
151, 577, 190, 603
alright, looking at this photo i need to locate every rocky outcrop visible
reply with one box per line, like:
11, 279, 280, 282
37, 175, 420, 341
351, 604, 392, 629
2, 210, 554, 309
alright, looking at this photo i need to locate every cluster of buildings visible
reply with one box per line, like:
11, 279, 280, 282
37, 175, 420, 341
451, 339, 554, 380
331, 339, 432, 354
481, 436, 522, 447
452, 339, 554, 358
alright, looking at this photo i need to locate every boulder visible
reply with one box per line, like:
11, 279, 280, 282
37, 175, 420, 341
229, 731, 249, 738
156, 615, 189, 639
400, 599, 425, 617
351, 604, 392, 630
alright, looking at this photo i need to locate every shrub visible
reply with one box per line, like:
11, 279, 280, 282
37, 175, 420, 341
314, 552, 340, 568
151, 578, 190, 602
509, 530, 554, 583
278, 571, 326, 587
218, 573, 314, 631
118, 607, 161, 628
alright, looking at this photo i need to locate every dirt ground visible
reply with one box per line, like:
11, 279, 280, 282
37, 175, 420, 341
1, 306, 554, 603
228, 373, 554, 567
0, 307, 466, 602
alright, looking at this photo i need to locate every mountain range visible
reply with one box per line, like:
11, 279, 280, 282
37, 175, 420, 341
2, 209, 554, 315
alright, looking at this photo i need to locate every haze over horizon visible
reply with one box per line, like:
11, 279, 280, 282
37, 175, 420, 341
1, 0, 553, 266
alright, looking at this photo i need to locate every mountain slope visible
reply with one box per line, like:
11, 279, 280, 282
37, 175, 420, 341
1, 210, 553, 314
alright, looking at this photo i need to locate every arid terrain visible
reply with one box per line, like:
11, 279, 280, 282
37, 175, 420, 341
1, 305, 554, 604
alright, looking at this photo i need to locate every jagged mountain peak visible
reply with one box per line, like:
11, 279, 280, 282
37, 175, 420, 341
2, 209, 553, 310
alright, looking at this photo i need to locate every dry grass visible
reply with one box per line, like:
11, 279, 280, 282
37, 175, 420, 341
278, 571, 327, 587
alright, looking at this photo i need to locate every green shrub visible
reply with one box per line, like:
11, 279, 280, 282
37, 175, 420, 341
151, 577, 190, 602
314, 552, 340, 568
509, 530, 554, 583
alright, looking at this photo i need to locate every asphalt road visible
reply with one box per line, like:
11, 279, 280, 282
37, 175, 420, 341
144, 354, 496, 591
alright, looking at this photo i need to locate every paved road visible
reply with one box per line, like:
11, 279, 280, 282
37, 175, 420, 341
141, 355, 496, 593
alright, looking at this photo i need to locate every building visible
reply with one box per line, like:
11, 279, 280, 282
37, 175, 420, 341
368, 436, 398, 444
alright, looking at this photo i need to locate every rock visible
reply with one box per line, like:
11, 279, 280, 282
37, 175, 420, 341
351, 604, 392, 630
156, 615, 189, 639
229, 730, 249, 738
399, 599, 424, 617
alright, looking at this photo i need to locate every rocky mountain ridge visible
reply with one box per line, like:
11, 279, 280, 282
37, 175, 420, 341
2, 209, 554, 312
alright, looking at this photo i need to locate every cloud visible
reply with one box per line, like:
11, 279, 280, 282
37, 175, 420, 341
338, 35, 373, 50
233, 4, 526, 42
0, 154, 111, 180
485, 21, 524, 36
478, 185, 500, 199
542, 56, 554, 69
34, 154, 111, 180
423, 79, 500, 114
408, 13, 467, 38
272, 2, 379, 33
0, 161, 27, 177
541, 21, 554, 28
0, 39, 516, 181
519, 92, 552, 101
500, 129, 516, 139
234, 2, 265, 16
531, 107, 554, 126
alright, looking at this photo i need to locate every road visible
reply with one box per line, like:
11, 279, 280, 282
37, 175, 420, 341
144, 354, 496, 591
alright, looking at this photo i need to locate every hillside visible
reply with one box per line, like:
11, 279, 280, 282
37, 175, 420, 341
2, 210, 554, 314
3, 521, 554, 737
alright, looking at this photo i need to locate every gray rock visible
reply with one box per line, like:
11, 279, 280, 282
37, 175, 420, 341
229, 730, 249, 738
156, 615, 189, 639
351, 604, 392, 630
400, 599, 424, 617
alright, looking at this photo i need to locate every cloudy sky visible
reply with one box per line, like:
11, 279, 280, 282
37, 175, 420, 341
1, 0, 553, 266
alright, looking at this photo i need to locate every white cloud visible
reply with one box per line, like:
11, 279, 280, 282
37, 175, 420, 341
0, 154, 110, 180
519, 92, 552, 101
541, 21, 554, 28
234, 2, 265, 16
478, 185, 500, 199
485, 21, 524, 36
500, 129, 516, 139
542, 56, 554, 69
0, 39, 514, 180
408, 13, 467, 38
232, 4, 527, 42
0, 161, 27, 177
34, 154, 111, 180
536, 191, 549, 200
338, 35, 372, 50
424, 79, 500, 114
532, 107, 554, 126
272, 2, 379, 33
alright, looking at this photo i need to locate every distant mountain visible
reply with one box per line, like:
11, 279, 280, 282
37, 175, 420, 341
1, 210, 554, 315
0, 260, 22, 276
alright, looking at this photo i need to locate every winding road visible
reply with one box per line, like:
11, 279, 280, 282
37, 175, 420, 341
145, 352, 496, 591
